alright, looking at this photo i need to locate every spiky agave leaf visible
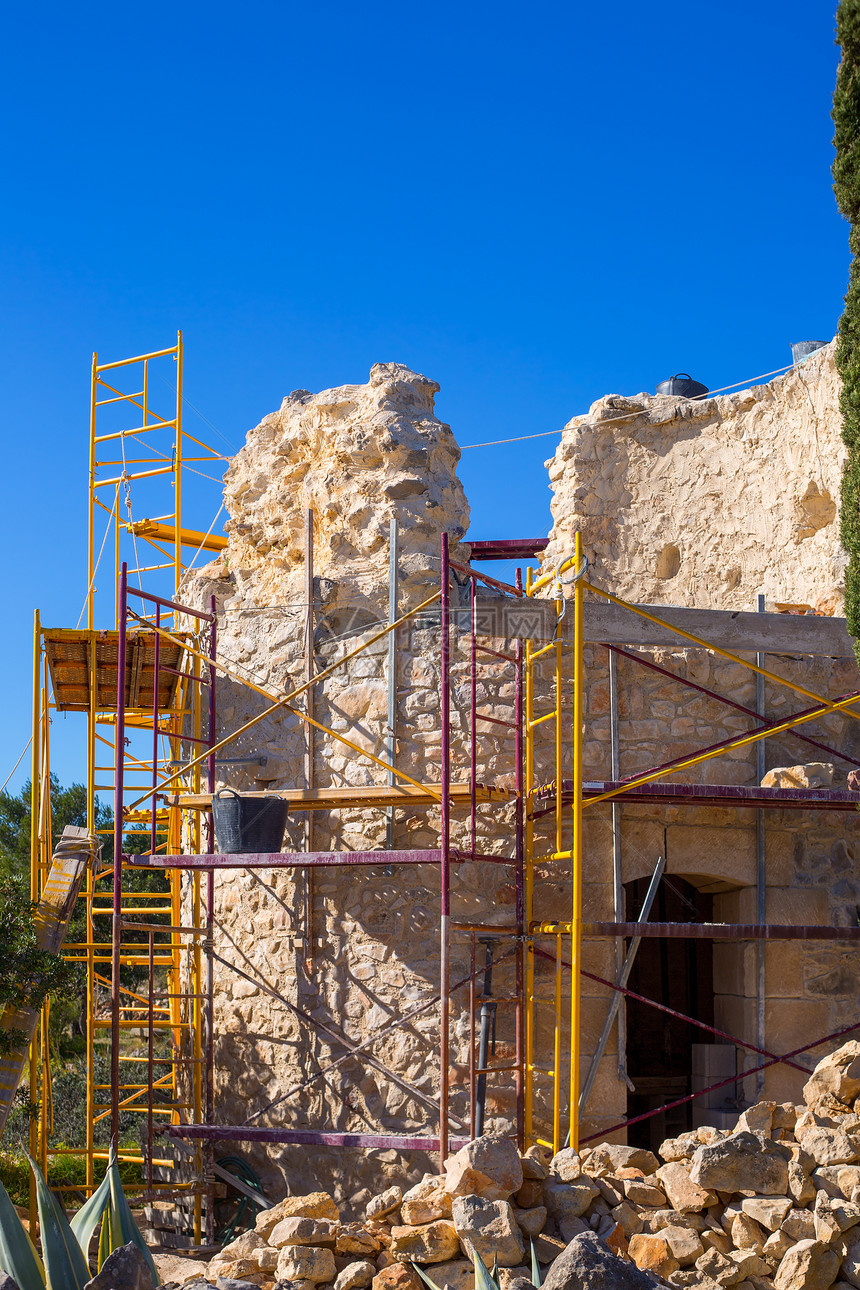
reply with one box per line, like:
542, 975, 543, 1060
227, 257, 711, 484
24, 1150, 90, 1290
106, 1156, 160, 1285
470, 1244, 498, 1290
68, 1162, 112, 1270
529, 1238, 542, 1288
411, 1263, 443, 1290
0, 1174, 45, 1290
491, 1254, 500, 1288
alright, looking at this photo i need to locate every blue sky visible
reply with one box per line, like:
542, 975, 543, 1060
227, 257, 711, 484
0, 0, 848, 791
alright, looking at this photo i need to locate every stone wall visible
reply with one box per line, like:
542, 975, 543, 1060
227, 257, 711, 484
182, 347, 860, 1208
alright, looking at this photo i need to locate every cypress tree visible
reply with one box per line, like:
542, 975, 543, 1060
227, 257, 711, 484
834, 0, 860, 650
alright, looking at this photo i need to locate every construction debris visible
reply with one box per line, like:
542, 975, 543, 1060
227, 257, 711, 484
155, 1042, 860, 1290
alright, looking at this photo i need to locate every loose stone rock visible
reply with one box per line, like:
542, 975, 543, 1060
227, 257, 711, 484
658, 1162, 718, 1214
690, 1132, 790, 1196
84, 1243, 155, 1290
371, 1266, 424, 1290
444, 1135, 524, 1201
451, 1196, 524, 1267
389, 1221, 460, 1264
269, 1218, 338, 1248
627, 1232, 680, 1277
276, 1247, 337, 1284
368, 1189, 403, 1221
256, 1194, 339, 1242
334, 1260, 377, 1290
540, 1230, 662, 1288
773, 1237, 841, 1289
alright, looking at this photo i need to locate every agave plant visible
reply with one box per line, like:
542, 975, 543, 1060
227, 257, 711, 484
0, 1150, 159, 1289
412, 1237, 541, 1290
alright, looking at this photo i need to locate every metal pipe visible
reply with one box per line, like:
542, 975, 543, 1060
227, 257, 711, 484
570, 531, 584, 1150
439, 532, 451, 1163
536, 920, 860, 941
514, 567, 525, 1149
205, 596, 216, 1243
470, 578, 477, 859
603, 642, 855, 766
386, 518, 398, 849
755, 592, 767, 1101
111, 563, 128, 1147
474, 940, 496, 1136
607, 644, 628, 1090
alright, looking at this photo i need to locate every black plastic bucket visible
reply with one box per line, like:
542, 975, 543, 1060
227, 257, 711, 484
791, 340, 828, 365
212, 789, 289, 854
655, 373, 709, 398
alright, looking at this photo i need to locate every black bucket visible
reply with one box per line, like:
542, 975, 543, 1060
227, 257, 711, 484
212, 789, 289, 854
791, 340, 828, 365
656, 373, 709, 398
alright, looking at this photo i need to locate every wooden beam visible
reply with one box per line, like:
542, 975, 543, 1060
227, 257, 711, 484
470, 595, 855, 657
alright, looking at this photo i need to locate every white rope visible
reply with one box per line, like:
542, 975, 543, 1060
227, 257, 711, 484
0, 737, 33, 795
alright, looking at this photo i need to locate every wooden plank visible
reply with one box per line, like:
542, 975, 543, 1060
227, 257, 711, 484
172, 783, 513, 810
471, 595, 855, 656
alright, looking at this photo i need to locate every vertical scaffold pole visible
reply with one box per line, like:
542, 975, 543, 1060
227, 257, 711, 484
87, 355, 97, 630
205, 595, 217, 1243
386, 517, 398, 849
111, 563, 128, 1148
439, 532, 451, 1164
524, 567, 535, 1148
514, 568, 525, 1149
569, 531, 584, 1151
29, 611, 40, 1223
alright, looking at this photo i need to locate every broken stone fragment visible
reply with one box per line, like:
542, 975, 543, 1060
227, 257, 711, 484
740, 1196, 792, 1230
451, 1196, 524, 1267
773, 1237, 841, 1289
333, 1260, 377, 1290
268, 1217, 338, 1248
520, 1152, 548, 1182
548, 1148, 582, 1182
337, 1225, 383, 1256
690, 1132, 790, 1196
761, 762, 834, 789
388, 1221, 460, 1264
400, 1179, 453, 1225
627, 1232, 680, 1277
660, 1224, 705, 1266
658, 1162, 719, 1213
788, 1160, 817, 1206
540, 1230, 661, 1288
803, 1041, 860, 1109
371, 1265, 424, 1290
368, 1188, 403, 1221
587, 1143, 661, 1177
83, 1242, 156, 1290
424, 1258, 474, 1290
762, 1229, 794, 1265
256, 1192, 340, 1241
695, 1246, 741, 1285
511, 1204, 546, 1236
276, 1245, 337, 1284
781, 1208, 817, 1242
736, 1103, 777, 1135
531, 1232, 565, 1264
544, 1176, 600, 1222
621, 1176, 667, 1207
513, 1180, 544, 1209
252, 1247, 279, 1272
799, 1127, 860, 1167
218, 1231, 265, 1262
444, 1134, 524, 1200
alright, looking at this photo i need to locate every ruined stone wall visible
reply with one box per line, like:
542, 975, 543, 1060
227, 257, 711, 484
183, 346, 860, 1206
541, 342, 845, 613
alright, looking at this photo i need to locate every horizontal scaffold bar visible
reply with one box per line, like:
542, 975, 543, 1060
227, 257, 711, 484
160, 1126, 470, 1150
124, 848, 518, 870
531, 920, 860, 941
532, 780, 860, 813
172, 782, 514, 810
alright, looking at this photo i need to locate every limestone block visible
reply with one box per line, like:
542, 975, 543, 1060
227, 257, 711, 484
781, 1209, 817, 1242
268, 1217, 338, 1248
219, 1231, 265, 1261
444, 1135, 523, 1200
426, 1259, 474, 1290
401, 1180, 453, 1225
548, 1148, 582, 1181
701, 1229, 732, 1256
741, 1197, 792, 1231
451, 1196, 524, 1267
728, 1248, 769, 1277
372, 1265, 424, 1290
761, 764, 834, 790
611, 1200, 645, 1238
520, 1153, 548, 1181
695, 1247, 743, 1285
531, 1233, 565, 1264
587, 1143, 661, 1176
334, 1260, 377, 1290
543, 1176, 600, 1222
798, 1127, 860, 1167
773, 1238, 841, 1289
627, 1233, 680, 1278
804, 1043, 860, 1109
660, 1225, 705, 1266
253, 1248, 279, 1272
513, 1180, 544, 1209
540, 1230, 661, 1289
338, 1225, 382, 1256
256, 1192, 339, 1241
512, 1205, 546, 1236
622, 1177, 668, 1207
813, 1166, 860, 1198
727, 1211, 766, 1252
368, 1188, 403, 1220
762, 1230, 794, 1265
789, 1162, 818, 1206
276, 1245, 337, 1284
388, 1222, 460, 1264
658, 1162, 719, 1213
496, 1268, 532, 1290
691, 1133, 790, 1196
152, 1254, 211, 1286
737, 1103, 777, 1135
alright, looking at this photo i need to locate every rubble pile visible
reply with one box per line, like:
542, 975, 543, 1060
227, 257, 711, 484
161, 1042, 860, 1290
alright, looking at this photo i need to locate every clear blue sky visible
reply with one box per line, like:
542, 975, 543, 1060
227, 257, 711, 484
0, 0, 848, 792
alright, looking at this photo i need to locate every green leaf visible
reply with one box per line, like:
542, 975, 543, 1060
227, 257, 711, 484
491, 1255, 500, 1288
529, 1238, 542, 1288
0, 1174, 45, 1290
107, 1157, 161, 1285
24, 1150, 90, 1290
470, 1243, 498, 1290
97, 1204, 114, 1274
69, 1165, 111, 1270
411, 1263, 443, 1290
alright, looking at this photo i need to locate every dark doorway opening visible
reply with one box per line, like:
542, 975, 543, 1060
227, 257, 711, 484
624, 875, 714, 1152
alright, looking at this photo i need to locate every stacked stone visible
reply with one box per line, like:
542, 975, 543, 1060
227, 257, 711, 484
159, 1042, 860, 1290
